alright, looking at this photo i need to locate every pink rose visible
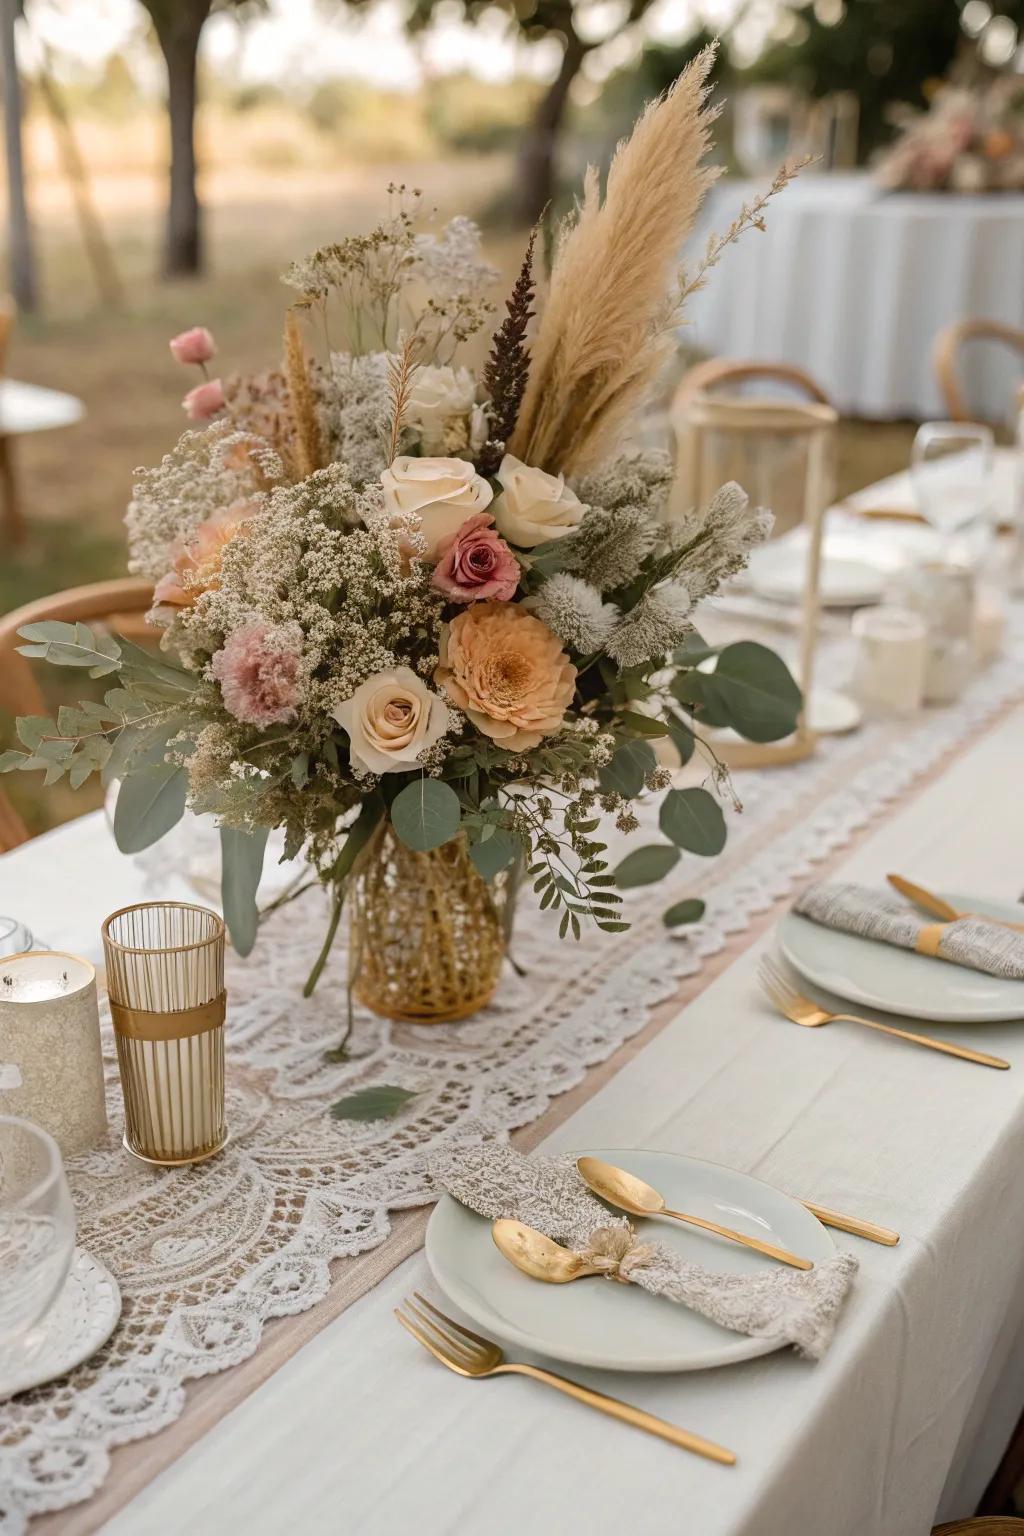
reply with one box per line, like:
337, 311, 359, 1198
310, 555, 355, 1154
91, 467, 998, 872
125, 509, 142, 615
211, 622, 302, 728
182, 378, 225, 420
431, 514, 520, 604
170, 326, 216, 366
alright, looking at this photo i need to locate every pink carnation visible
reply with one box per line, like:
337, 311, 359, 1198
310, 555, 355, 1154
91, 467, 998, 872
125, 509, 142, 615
170, 326, 216, 366
431, 513, 520, 604
183, 378, 225, 420
211, 623, 302, 728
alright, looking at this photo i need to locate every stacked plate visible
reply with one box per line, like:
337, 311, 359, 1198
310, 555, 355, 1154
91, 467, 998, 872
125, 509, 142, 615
778, 890, 1024, 1024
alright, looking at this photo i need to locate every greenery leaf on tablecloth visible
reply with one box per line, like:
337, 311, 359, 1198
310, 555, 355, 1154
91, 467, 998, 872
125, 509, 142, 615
662, 897, 706, 928
329, 1085, 418, 1121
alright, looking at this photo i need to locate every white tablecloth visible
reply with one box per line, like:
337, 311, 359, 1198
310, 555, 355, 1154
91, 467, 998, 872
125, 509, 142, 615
687, 174, 1024, 421
6, 705, 1024, 1534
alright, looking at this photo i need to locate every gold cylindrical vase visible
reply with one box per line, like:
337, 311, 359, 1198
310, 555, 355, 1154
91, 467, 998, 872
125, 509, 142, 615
102, 902, 227, 1166
349, 825, 511, 1024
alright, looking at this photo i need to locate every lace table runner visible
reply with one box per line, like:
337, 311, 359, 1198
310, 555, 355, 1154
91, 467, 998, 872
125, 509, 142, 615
3, 609, 1024, 1533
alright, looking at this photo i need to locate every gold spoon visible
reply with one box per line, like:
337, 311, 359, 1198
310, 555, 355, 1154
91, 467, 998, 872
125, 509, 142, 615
492, 1219, 610, 1283
576, 1157, 814, 1271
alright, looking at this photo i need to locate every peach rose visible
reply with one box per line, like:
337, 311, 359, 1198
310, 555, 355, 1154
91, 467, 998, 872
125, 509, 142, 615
435, 602, 576, 753
153, 501, 257, 608
381, 456, 492, 560
333, 666, 451, 775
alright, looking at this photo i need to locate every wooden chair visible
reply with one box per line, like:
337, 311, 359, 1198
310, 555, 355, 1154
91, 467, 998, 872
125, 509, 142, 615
0, 295, 19, 544
0, 576, 154, 851
933, 319, 1024, 423
933, 1521, 1024, 1533
672, 357, 832, 414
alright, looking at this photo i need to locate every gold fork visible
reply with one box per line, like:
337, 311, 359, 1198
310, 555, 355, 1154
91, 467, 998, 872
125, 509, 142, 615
758, 955, 1010, 1071
394, 1292, 736, 1465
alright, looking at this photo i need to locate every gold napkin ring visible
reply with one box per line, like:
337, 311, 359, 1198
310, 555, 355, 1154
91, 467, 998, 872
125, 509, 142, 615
914, 923, 946, 958
109, 993, 226, 1042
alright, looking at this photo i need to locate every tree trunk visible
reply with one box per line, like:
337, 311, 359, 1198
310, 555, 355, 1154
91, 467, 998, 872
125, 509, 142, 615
149, 3, 209, 278
0, 0, 37, 312
517, 26, 589, 225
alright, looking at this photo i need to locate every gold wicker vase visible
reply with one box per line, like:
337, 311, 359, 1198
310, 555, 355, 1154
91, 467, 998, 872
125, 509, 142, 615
349, 825, 511, 1023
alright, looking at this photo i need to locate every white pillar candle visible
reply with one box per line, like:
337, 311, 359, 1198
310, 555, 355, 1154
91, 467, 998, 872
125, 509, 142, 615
0, 952, 108, 1155
851, 606, 928, 718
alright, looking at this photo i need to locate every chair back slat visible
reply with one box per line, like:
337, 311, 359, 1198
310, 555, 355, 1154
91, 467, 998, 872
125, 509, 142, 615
933, 318, 1024, 423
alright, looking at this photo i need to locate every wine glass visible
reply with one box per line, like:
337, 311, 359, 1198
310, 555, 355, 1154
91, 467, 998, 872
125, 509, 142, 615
911, 422, 995, 544
0, 918, 36, 958
0, 1116, 76, 1384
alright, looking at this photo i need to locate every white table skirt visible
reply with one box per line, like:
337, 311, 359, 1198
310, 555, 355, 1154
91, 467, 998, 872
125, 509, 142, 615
5, 706, 1018, 1534
687, 173, 1024, 421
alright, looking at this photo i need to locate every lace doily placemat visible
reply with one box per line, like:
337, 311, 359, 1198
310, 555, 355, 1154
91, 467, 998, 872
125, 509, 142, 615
4, 610, 1024, 1535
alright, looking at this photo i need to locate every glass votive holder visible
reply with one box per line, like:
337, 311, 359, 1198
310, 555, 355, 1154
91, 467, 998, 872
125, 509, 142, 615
102, 902, 227, 1167
851, 606, 928, 718
0, 952, 108, 1156
888, 562, 977, 705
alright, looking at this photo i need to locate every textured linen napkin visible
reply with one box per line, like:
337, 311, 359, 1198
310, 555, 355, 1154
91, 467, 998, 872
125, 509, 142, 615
430, 1143, 857, 1360
795, 881, 1024, 979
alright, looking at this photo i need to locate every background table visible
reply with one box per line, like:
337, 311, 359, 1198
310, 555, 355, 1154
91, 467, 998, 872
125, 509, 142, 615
686, 174, 1024, 421
0, 377, 86, 544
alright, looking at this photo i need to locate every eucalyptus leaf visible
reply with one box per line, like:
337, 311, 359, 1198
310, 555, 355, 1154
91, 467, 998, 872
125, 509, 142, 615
613, 843, 680, 889
391, 777, 461, 852
220, 824, 270, 957
703, 642, 802, 743
659, 788, 727, 856
618, 711, 669, 738
0, 750, 27, 772
329, 1084, 417, 1122
662, 897, 706, 928
598, 739, 656, 799
112, 763, 188, 854
664, 717, 695, 765
468, 825, 520, 880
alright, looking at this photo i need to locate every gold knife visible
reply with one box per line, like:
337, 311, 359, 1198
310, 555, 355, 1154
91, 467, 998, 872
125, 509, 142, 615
799, 1199, 900, 1246
887, 873, 1024, 933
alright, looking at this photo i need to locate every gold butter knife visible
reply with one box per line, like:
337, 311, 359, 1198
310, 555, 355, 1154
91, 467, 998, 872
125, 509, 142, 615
887, 874, 1024, 933
797, 1199, 899, 1246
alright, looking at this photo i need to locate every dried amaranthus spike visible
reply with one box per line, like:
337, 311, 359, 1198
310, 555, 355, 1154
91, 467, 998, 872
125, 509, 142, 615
477, 225, 538, 477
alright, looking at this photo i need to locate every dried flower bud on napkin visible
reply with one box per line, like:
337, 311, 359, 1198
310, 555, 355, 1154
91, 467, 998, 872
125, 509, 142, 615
430, 1143, 857, 1360
795, 882, 1024, 978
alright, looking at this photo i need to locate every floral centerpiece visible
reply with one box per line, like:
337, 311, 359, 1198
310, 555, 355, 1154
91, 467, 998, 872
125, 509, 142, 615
876, 75, 1024, 193
2, 51, 801, 1024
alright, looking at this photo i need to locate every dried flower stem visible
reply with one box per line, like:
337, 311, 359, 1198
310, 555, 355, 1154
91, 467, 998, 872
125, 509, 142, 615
385, 333, 420, 465
478, 224, 538, 476
675, 157, 813, 313
283, 310, 324, 480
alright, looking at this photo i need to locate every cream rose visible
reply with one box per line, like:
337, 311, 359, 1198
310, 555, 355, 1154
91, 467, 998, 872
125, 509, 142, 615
333, 666, 451, 775
381, 455, 493, 560
490, 454, 587, 549
405, 366, 477, 454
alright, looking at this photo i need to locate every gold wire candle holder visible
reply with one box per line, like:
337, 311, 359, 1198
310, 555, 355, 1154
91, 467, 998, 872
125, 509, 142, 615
102, 902, 227, 1167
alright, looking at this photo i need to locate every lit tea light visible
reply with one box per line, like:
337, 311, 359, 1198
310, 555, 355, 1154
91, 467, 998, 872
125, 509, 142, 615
0, 952, 108, 1155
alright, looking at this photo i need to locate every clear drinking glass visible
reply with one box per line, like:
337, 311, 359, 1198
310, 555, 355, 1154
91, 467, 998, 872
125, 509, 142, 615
0, 918, 35, 958
0, 1116, 76, 1380
911, 421, 996, 546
